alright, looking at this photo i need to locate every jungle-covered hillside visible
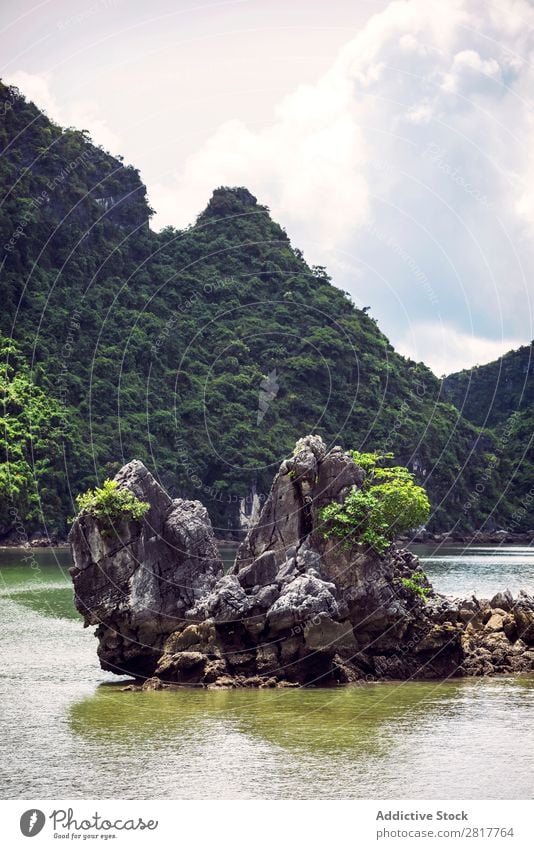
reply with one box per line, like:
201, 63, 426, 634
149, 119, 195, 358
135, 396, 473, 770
0, 80, 530, 537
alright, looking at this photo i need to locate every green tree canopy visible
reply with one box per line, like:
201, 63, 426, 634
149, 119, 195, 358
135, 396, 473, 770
319, 451, 430, 553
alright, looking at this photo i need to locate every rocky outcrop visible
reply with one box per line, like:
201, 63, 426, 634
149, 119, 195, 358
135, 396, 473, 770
68, 460, 223, 676
234, 435, 363, 572
428, 591, 534, 675
69, 438, 534, 688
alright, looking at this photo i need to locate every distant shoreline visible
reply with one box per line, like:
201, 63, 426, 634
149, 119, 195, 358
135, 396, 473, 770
402, 531, 534, 546
1, 531, 532, 550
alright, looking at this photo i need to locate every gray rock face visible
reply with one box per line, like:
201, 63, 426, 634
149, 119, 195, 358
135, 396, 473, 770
490, 589, 514, 611
234, 435, 333, 571
69, 440, 534, 688
236, 550, 278, 589
187, 574, 253, 624
68, 460, 222, 675
266, 573, 340, 632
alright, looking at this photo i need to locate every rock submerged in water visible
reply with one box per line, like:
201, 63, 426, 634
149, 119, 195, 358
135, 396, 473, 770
69, 437, 534, 687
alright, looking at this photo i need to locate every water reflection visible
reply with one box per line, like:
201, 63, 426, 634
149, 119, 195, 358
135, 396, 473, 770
70, 678, 485, 754
66, 677, 534, 798
0, 547, 78, 620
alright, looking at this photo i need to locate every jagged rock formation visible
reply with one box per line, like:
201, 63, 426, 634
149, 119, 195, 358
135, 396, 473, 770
69, 438, 534, 688
68, 460, 223, 676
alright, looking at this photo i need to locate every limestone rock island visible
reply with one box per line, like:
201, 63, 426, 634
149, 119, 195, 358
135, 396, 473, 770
69, 436, 534, 687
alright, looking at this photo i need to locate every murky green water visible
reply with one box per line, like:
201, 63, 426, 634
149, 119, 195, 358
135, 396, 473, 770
1, 545, 533, 799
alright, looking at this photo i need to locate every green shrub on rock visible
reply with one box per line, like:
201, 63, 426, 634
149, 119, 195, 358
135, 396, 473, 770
398, 572, 431, 600
74, 479, 149, 531
318, 451, 430, 554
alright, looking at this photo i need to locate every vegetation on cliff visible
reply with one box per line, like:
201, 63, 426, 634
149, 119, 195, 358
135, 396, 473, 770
444, 344, 534, 531
319, 452, 430, 553
75, 479, 149, 532
0, 335, 68, 535
444, 343, 533, 428
0, 79, 530, 537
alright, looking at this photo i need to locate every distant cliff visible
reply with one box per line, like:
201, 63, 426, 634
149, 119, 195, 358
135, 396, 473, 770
443, 344, 534, 532
444, 343, 534, 428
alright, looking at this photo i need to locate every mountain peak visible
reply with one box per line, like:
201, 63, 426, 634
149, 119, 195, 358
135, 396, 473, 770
199, 186, 260, 220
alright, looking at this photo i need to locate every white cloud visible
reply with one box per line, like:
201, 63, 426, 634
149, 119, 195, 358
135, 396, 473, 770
149, 0, 534, 372
395, 321, 526, 376
60, 100, 121, 155
5, 70, 121, 154
441, 49, 502, 94
5, 70, 57, 114
5, 1, 534, 373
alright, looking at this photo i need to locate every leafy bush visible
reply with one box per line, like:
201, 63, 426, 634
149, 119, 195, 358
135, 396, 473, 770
319, 488, 391, 553
74, 479, 149, 530
318, 451, 430, 553
398, 572, 431, 600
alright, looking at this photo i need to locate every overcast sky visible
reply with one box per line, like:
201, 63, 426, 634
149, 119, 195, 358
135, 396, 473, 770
2, 0, 533, 375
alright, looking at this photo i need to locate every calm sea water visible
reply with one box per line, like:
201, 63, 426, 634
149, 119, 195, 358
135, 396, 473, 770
1, 545, 533, 799
413, 544, 534, 598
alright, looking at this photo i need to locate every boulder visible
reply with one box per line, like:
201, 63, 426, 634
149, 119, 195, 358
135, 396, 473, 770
304, 616, 357, 652
485, 613, 505, 632
255, 643, 280, 675
415, 623, 460, 653
266, 573, 340, 632
233, 438, 364, 576
187, 574, 252, 623
514, 606, 534, 645
490, 590, 514, 611
237, 550, 278, 589
503, 613, 518, 641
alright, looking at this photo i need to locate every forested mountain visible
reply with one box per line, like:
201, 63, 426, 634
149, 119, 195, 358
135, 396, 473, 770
444, 343, 533, 429
444, 345, 534, 533
0, 80, 530, 538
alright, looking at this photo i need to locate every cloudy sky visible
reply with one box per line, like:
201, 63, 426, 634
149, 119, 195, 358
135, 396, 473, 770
1, 0, 533, 374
